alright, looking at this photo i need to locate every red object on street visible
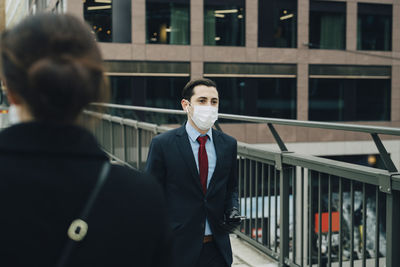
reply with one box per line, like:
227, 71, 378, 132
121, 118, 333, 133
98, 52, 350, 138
315, 212, 340, 233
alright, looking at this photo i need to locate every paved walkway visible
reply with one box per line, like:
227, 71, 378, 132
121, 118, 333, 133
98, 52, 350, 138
231, 235, 278, 267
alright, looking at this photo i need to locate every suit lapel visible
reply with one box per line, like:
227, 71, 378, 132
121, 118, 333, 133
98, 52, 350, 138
176, 125, 203, 191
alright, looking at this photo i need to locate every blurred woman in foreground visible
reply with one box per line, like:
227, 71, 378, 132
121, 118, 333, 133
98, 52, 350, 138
0, 13, 170, 267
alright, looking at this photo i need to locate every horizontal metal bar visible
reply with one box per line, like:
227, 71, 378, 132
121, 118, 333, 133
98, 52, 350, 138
105, 72, 190, 77
218, 115, 400, 136
88, 104, 186, 116
237, 142, 278, 164
84, 110, 170, 133
282, 153, 391, 187
88, 104, 400, 136
204, 74, 297, 78
85, 110, 400, 193
309, 75, 391, 79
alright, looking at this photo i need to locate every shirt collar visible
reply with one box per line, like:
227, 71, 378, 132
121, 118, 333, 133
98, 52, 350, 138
185, 121, 213, 143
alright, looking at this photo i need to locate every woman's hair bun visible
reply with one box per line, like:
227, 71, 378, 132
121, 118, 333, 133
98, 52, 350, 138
0, 14, 108, 123
27, 56, 95, 122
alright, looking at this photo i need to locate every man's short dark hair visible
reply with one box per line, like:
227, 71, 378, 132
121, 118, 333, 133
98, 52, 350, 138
182, 78, 217, 101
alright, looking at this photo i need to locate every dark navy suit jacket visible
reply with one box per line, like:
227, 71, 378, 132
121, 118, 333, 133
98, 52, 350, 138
146, 124, 239, 267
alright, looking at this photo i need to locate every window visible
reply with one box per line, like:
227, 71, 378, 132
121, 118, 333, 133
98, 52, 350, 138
204, 0, 245, 46
357, 3, 392, 51
145, 77, 189, 109
110, 76, 188, 109
309, 78, 391, 121
109, 76, 189, 123
84, 0, 131, 43
212, 77, 296, 119
309, 1, 346, 50
258, 0, 297, 48
146, 0, 190, 45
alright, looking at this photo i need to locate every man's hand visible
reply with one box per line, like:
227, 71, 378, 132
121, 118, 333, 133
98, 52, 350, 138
220, 207, 243, 233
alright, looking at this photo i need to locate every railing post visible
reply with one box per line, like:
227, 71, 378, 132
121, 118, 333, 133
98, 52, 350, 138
279, 161, 290, 267
110, 120, 114, 155
386, 189, 400, 267
136, 128, 142, 170
101, 118, 106, 151
121, 122, 126, 162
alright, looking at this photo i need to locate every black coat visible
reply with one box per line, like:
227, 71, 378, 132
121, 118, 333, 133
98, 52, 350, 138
0, 122, 170, 267
146, 124, 239, 267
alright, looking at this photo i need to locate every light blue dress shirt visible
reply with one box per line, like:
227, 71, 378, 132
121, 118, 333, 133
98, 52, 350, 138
185, 122, 216, 236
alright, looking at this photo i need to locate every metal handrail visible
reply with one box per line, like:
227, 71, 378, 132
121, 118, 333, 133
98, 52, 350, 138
84, 106, 400, 267
90, 102, 400, 136
84, 109, 398, 191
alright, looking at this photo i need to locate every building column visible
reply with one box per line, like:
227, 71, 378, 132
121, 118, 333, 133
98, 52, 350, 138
246, 0, 257, 48
297, 0, 309, 121
190, 0, 203, 79
391, 3, 400, 122
392, 66, 400, 121
131, 0, 146, 60
297, 63, 308, 121
297, 0, 309, 49
346, 1, 357, 51
245, 0, 257, 62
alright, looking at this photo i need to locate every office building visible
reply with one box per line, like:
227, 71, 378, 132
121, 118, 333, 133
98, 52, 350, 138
13, 0, 400, 167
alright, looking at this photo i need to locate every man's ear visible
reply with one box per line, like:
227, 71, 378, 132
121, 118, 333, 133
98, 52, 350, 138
181, 99, 189, 112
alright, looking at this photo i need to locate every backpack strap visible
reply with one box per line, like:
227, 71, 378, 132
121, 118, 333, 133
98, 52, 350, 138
56, 161, 111, 267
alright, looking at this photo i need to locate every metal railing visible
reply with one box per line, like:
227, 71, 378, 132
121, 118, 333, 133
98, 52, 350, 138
84, 103, 400, 267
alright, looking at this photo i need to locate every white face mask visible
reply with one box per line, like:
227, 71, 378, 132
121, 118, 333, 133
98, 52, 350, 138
187, 103, 218, 131
8, 104, 20, 125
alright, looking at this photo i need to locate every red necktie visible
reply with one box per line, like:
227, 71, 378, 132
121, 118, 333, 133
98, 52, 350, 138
197, 136, 208, 194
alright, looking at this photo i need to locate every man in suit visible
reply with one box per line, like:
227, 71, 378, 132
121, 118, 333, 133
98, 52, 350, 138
146, 78, 241, 267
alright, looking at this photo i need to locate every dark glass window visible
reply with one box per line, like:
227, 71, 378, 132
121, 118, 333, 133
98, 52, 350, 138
145, 77, 189, 109
146, 0, 190, 45
357, 3, 392, 51
84, 0, 131, 43
110, 76, 188, 109
109, 76, 189, 123
258, 0, 297, 48
309, 78, 391, 121
213, 77, 296, 119
309, 1, 346, 50
204, 0, 245, 46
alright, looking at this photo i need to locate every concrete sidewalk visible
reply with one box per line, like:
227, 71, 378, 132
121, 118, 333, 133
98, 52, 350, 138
231, 235, 278, 267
